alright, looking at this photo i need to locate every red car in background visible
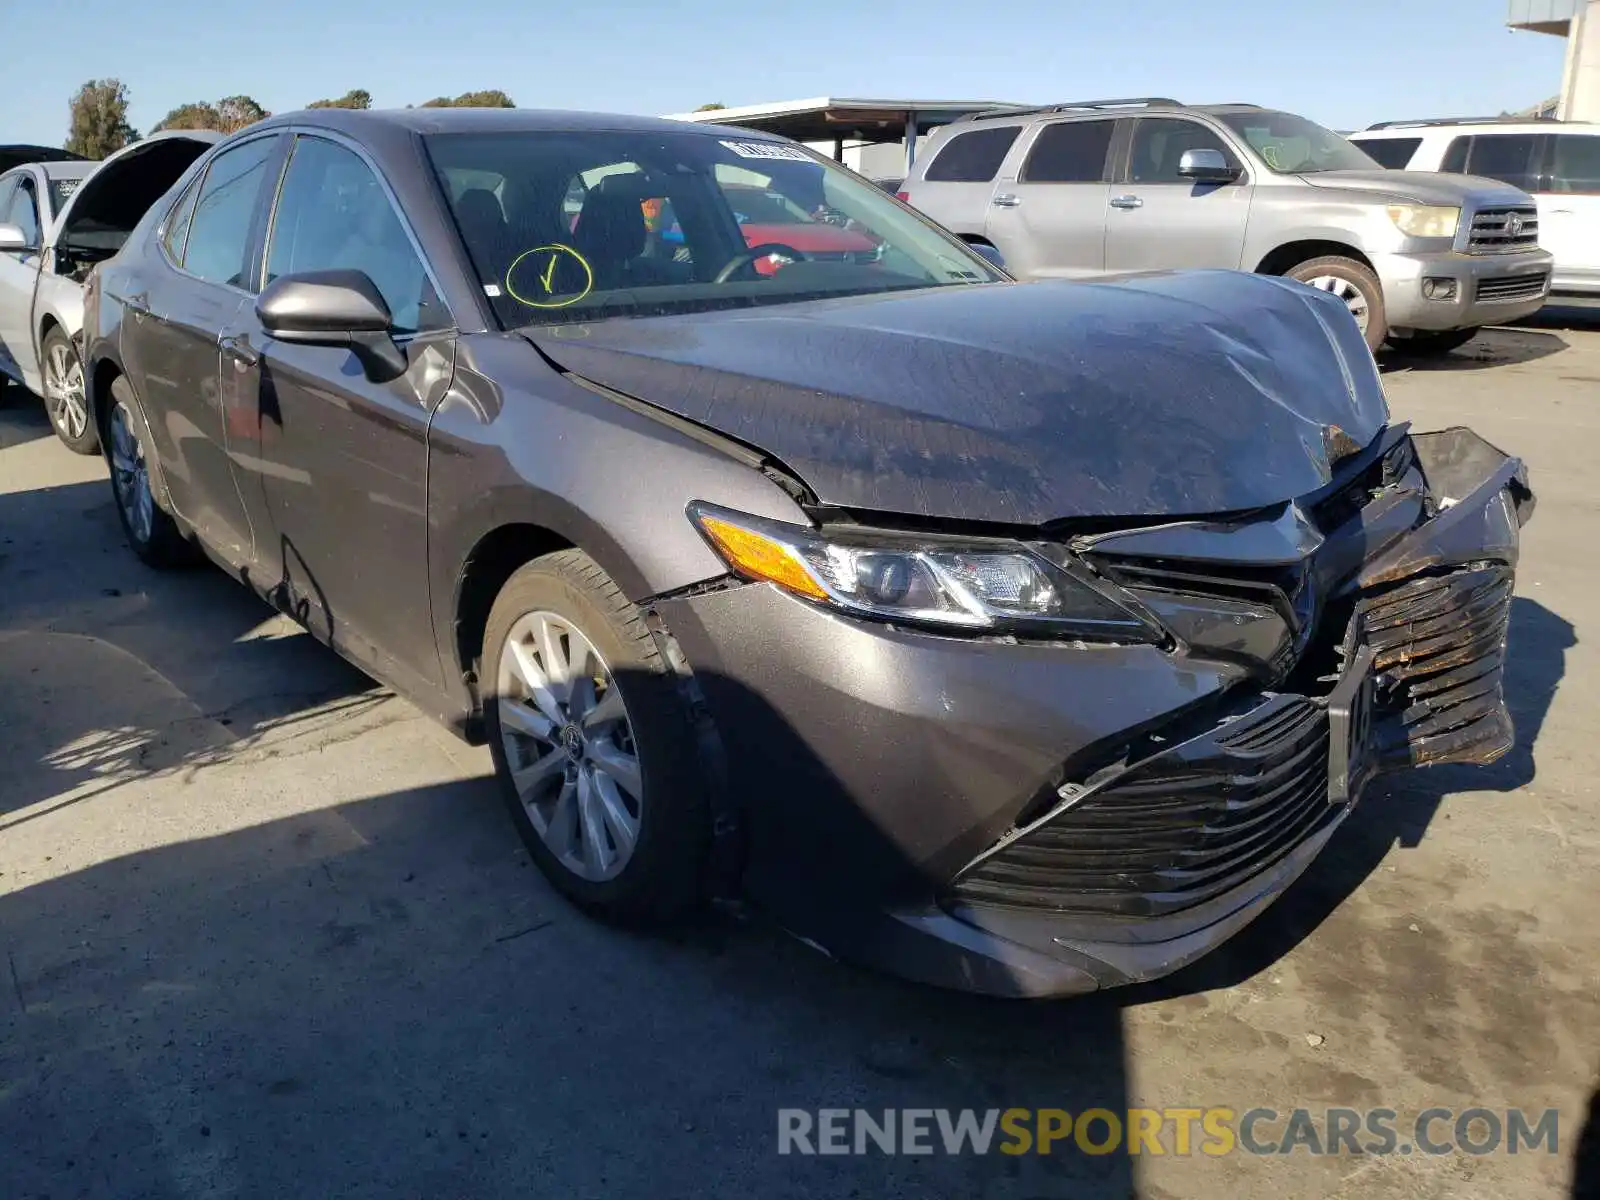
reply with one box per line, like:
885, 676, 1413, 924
652, 185, 882, 275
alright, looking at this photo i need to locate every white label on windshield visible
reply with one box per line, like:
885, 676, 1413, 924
719, 140, 811, 162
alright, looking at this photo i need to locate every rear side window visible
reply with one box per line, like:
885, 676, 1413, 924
1550, 134, 1600, 195
1458, 134, 1543, 191
1356, 137, 1421, 170
1022, 120, 1115, 183
922, 127, 1021, 183
162, 177, 202, 266
182, 136, 279, 289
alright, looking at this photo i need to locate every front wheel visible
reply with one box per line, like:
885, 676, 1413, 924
1388, 327, 1480, 357
41, 327, 98, 455
483, 549, 710, 922
1286, 256, 1388, 352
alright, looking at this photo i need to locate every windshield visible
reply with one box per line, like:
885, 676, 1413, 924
1216, 111, 1380, 175
425, 129, 1002, 327
49, 177, 83, 216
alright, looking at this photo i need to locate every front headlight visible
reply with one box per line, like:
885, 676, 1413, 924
1387, 204, 1460, 239
689, 504, 1161, 642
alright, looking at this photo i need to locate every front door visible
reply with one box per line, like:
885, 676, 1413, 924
0, 174, 43, 385
129, 133, 282, 571
232, 132, 455, 693
984, 118, 1118, 280
1104, 117, 1253, 274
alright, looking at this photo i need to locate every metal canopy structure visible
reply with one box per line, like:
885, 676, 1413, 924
663, 97, 1024, 173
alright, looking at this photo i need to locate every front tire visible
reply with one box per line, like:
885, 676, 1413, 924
1286, 256, 1388, 352
1388, 327, 1480, 357
483, 550, 710, 922
41, 327, 98, 455
105, 375, 191, 568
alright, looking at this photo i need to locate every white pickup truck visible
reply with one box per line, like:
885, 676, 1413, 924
0, 131, 217, 452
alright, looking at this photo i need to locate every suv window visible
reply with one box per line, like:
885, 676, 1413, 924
1129, 119, 1238, 183
1021, 120, 1114, 183
162, 176, 203, 266
923, 127, 1021, 183
6, 176, 40, 247
183, 136, 279, 289
1454, 134, 1543, 191
1440, 137, 1470, 174
1358, 137, 1421, 170
1550, 134, 1600, 195
266, 135, 447, 334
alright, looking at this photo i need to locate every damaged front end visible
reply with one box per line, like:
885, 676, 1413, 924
943, 424, 1531, 983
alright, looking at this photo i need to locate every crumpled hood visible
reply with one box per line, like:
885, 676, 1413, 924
1299, 168, 1534, 208
527, 271, 1389, 525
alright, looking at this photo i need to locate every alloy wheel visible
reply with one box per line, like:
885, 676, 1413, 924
497, 611, 643, 882
108, 401, 154, 547
44, 340, 88, 441
1301, 274, 1370, 334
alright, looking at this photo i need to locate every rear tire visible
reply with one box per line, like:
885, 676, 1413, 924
1286, 256, 1387, 352
1388, 327, 1479, 357
483, 549, 710, 923
104, 375, 192, 569
41, 326, 98, 455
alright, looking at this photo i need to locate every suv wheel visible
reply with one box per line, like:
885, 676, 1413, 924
483, 550, 710, 922
1286, 256, 1387, 351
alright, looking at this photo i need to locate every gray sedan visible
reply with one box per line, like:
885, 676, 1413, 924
82, 107, 1531, 997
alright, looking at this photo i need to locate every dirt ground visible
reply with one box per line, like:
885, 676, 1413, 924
2, 311, 1597, 1199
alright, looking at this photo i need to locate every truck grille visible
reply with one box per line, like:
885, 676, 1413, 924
1467, 207, 1539, 253
1474, 272, 1549, 303
951, 695, 1336, 919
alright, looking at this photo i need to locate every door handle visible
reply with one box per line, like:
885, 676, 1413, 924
991, 193, 1021, 208
1110, 195, 1144, 210
220, 335, 259, 370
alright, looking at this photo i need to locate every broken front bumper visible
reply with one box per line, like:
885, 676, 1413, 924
660, 427, 1532, 998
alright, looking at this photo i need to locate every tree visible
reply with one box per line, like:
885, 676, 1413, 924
307, 89, 372, 110
65, 79, 138, 158
419, 89, 515, 108
694, 103, 727, 112
153, 95, 269, 134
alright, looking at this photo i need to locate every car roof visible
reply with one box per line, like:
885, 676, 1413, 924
256, 107, 784, 140
1353, 121, 1600, 137
38, 160, 98, 181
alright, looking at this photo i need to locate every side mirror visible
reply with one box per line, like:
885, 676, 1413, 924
256, 269, 406, 381
1177, 149, 1241, 184
968, 242, 1006, 269
0, 222, 33, 252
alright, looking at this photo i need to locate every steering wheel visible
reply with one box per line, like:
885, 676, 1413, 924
713, 242, 809, 283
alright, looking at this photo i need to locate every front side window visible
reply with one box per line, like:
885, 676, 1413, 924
266, 136, 447, 334
1216, 110, 1378, 174
427, 130, 1002, 328
923, 127, 1021, 183
1550, 134, 1600, 195
1021, 121, 1115, 183
183, 136, 279, 288
1440, 137, 1470, 174
1460, 134, 1543, 192
1129, 119, 1239, 183
1353, 137, 1422, 170
6, 178, 40, 247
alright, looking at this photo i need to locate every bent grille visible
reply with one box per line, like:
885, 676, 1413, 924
1359, 565, 1515, 767
1467, 207, 1539, 253
1475, 272, 1549, 303
951, 696, 1335, 919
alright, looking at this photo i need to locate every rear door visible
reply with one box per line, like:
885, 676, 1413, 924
1103, 117, 1253, 273
985, 117, 1118, 279
904, 124, 1022, 236
130, 132, 282, 570
0, 171, 44, 384
1542, 133, 1600, 287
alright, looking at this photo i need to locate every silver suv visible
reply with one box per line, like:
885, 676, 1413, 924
902, 99, 1554, 354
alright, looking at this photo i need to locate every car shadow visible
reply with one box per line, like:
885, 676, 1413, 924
1121, 595, 1573, 1002
0, 386, 54, 451
1379, 327, 1570, 374
1574, 1076, 1600, 1200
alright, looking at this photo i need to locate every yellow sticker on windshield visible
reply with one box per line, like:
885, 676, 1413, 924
505, 244, 595, 309
1261, 145, 1281, 170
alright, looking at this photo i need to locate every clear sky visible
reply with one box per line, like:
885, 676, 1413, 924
1, 0, 1571, 148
